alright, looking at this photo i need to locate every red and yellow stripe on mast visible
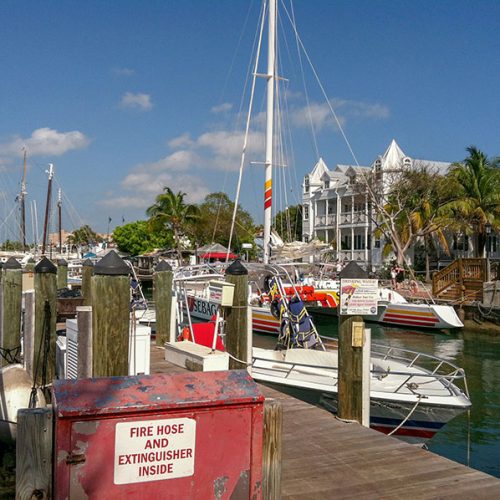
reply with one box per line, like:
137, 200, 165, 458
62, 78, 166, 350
264, 179, 272, 209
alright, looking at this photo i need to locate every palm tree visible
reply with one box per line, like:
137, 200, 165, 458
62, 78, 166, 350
444, 147, 500, 257
146, 187, 199, 263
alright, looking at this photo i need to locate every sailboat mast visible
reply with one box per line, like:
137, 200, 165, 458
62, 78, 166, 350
57, 188, 62, 253
263, 0, 276, 264
41, 164, 54, 256
20, 148, 28, 250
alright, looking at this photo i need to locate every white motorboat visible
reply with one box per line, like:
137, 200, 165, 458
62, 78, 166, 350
252, 342, 471, 445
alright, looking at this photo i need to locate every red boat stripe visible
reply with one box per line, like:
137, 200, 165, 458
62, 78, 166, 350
382, 318, 441, 327
384, 312, 438, 323
371, 425, 437, 439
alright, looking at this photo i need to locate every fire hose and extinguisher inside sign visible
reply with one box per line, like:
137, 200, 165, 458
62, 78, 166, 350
114, 418, 196, 484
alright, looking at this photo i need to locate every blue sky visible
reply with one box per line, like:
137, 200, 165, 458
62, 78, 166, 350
0, 0, 498, 238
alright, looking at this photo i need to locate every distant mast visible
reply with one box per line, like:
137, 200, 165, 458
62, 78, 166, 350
57, 188, 62, 254
41, 164, 54, 256
19, 148, 28, 250
263, 0, 276, 265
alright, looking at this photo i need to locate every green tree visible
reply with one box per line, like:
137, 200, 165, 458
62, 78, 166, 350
442, 146, 500, 257
192, 192, 255, 253
368, 167, 454, 266
273, 205, 302, 242
112, 220, 173, 255
0, 240, 24, 251
146, 187, 199, 263
67, 225, 102, 247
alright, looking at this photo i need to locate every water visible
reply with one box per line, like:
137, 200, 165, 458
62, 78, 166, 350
292, 315, 500, 478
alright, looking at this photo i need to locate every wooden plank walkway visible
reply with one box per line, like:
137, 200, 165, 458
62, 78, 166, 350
151, 345, 500, 499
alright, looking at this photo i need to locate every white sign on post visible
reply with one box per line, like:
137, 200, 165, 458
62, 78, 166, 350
114, 417, 196, 484
340, 279, 379, 316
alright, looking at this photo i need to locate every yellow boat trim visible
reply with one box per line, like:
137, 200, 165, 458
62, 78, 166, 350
386, 308, 435, 317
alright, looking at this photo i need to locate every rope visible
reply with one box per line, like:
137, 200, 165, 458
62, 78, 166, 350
29, 300, 52, 408
387, 395, 423, 436
227, 352, 251, 366
0, 345, 22, 364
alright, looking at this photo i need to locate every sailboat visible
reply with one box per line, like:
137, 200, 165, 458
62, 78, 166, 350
172, 0, 472, 445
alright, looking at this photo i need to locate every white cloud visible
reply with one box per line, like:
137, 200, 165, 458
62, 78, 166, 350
120, 92, 153, 111
112, 67, 135, 77
290, 98, 389, 131
0, 127, 90, 157
211, 103, 233, 114
168, 133, 194, 149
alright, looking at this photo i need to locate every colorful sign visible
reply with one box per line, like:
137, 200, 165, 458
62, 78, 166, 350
114, 418, 196, 484
340, 279, 378, 315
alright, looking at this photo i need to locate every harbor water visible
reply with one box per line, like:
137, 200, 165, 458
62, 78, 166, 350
256, 315, 500, 479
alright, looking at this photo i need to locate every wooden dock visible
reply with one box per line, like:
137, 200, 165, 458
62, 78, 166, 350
151, 345, 500, 499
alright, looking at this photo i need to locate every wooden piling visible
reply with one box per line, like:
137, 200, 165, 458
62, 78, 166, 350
34, 257, 57, 387
338, 315, 364, 423
0, 258, 23, 367
224, 260, 249, 370
91, 251, 130, 377
23, 290, 36, 379
153, 260, 173, 346
81, 258, 94, 307
262, 398, 282, 500
16, 407, 53, 500
76, 305, 92, 378
56, 258, 68, 290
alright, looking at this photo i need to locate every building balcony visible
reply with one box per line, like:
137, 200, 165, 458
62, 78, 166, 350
339, 213, 368, 225
316, 215, 337, 227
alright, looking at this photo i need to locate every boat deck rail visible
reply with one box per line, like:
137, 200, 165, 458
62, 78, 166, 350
252, 346, 469, 400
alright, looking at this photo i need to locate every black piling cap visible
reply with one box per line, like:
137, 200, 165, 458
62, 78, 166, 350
93, 250, 130, 276
57, 258, 68, 266
338, 261, 369, 279
155, 260, 172, 272
82, 258, 94, 267
35, 256, 57, 274
225, 259, 248, 276
4, 256, 22, 269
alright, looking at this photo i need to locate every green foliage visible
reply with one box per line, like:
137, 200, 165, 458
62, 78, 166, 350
441, 146, 500, 257
146, 187, 200, 262
192, 192, 255, 252
67, 225, 102, 246
0, 240, 24, 251
273, 205, 302, 242
112, 221, 173, 255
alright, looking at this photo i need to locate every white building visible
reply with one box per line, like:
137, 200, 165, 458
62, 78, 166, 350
302, 140, 498, 270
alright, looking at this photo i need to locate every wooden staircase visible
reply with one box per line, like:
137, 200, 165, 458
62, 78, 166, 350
432, 258, 487, 302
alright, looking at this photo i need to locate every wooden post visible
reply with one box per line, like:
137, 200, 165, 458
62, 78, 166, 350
23, 290, 36, 379
338, 315, 364, 423
16, 407, 53, 500
81, 258, 94, 307
34, 257, 57, 387
0, 257, 23, 367
224, 260, 249, 370
56, 258, 68, 290
76, 305, 92, 378
91, 250, 130, 377
22, 258, 35, 292
262, 399, 282, 500
153, 260, 173, 346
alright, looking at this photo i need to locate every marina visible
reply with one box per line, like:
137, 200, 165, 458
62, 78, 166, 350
150, 344, 500, 498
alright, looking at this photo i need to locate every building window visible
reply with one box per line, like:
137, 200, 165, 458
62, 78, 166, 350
324, 179, 330, 189
453, 234, 469, 251
343, 204, 351, 213
374, 239, 380, 249
304, 204, 309, 220
354, 234, 364, 250
341, 235, 351, 250
304, 235, 309, 243
304, 176, 310, 193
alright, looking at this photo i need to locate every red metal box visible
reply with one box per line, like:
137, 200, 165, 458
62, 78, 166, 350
53, 370, 264, 499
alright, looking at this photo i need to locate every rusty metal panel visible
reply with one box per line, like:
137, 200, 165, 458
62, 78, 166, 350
53, 370, 263, 499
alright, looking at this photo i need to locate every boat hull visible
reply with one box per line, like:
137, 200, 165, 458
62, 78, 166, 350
308, 302, 463, 330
